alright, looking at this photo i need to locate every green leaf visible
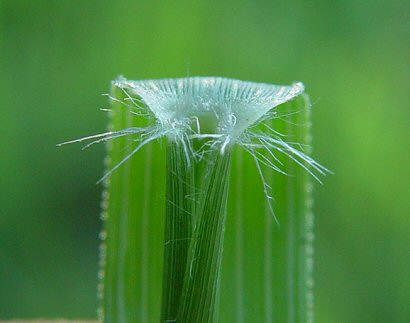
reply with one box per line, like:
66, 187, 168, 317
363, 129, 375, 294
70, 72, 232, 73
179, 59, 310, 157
99, 84, 165, 323
219, 94, 314, 323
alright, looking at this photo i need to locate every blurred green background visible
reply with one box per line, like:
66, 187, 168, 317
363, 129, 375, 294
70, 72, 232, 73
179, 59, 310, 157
1, 0, 409, 322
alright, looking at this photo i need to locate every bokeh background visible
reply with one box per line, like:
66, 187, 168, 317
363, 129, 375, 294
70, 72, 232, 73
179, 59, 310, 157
1, 0, 409, 322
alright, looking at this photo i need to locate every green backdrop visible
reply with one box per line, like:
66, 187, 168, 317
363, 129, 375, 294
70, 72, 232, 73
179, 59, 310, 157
0, 1, 409, 322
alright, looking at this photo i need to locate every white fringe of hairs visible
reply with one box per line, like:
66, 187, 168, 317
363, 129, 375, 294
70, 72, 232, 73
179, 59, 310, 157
58, 76, 329, 214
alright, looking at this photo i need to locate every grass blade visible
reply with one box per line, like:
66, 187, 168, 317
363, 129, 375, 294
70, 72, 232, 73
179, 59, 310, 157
220, 94, 314, 322
99, 84, 165, 323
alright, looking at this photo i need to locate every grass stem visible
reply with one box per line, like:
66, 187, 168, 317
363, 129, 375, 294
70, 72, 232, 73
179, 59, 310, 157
177, 149, 232, 322
161, 141, 195, 321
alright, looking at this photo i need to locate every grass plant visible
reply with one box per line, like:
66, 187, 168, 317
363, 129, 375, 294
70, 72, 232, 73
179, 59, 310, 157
60, 76, 327, 322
